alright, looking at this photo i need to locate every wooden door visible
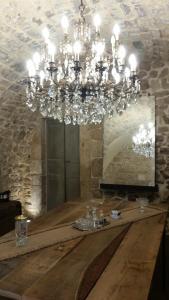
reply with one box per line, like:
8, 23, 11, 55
46, 119, 65, 210
43, 119, 80, 211
65, 124, 80, 201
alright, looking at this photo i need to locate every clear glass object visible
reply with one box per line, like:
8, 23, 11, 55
136, 198, 149, 213
86, 205, 91, 219
15, 215, 28, 246
91, 207, 98, 229
74, 198, 108, 231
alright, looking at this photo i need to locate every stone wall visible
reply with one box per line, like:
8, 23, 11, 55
0, 0, 169, 216
0, 61, 169, 216
7, 68, 166, 208
80, 124, 103, 200
80, 58, 169, 203
0, 94, 42, 217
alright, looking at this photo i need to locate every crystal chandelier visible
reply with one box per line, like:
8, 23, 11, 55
132, 123, 155, 158
25, 0, 140, 125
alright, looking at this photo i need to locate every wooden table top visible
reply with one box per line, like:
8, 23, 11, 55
0, 200, 167, 300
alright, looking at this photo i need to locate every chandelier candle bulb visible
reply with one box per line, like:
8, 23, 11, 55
115, 72, 120, 84
48, 42, 56, 62
33, 52, 40, 70
40, 70, 45, 87
118, 45, 126, 65
26, 59, 36, 77
112, 68, 120, 84
125, 67, 131, 79
73, 41, 81, 60
111, 35, 116, 56
42, 27, 50, 43
129, 54, 137, 72
61, 16, 69, 34
111, 35, 115, 46
113, 24, 120, 41
125, 67, 131, 87
93, 14, 101, 32
96, 41, 105, 61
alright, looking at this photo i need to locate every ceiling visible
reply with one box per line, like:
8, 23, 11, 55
0, 0, 169, 119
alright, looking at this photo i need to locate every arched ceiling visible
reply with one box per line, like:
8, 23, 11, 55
0, 0, 169, 107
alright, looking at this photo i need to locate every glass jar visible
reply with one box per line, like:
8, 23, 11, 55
15, 215, 28, 247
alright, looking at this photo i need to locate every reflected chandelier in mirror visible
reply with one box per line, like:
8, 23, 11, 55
102, 96, 155, 187
132, 122, 155, 158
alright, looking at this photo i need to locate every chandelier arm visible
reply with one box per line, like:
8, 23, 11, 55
50, 79, 58, 87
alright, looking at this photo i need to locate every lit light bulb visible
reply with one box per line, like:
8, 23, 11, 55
64, 58, 68, 69
133, 136, 137, 144
73, 41, 81, 60
111, 35, 116, 57
113, 24, 120, 41
129, 54, 137, 72
125, 67, 130, 79
66, 43, 72, 53
112, 68, 120, 84
115, 73, 120, 84
111, 35, 115, 47
96, 41, 105, 60
118, 45, 126, 64
26, 59, 35, 77
93, 14, 101, 32
61, 16, 69, 34
40, 70, 45, 86
42, 27, 49, 43
33, 52, 40, 70
48, 42, 56, 61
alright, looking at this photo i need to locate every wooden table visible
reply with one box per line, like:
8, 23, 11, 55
0, 200, 167, 300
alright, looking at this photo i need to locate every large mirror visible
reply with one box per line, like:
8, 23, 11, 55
102, 96, 155, 187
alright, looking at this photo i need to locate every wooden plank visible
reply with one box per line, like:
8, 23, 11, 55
0, 200, 125, 280
0, 199, 124, 244
0, 202, 84, 244
0, 202, 166, 300
86, 213, 167, 300
0, 205, 166, 262
32, 198, 130, 233
0, 200, 128, 294
22, 224, 130, 300
0, 238, 81, 300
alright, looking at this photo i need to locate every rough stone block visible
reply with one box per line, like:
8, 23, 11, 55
91, 158, 103, 178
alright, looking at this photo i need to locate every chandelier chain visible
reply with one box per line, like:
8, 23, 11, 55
79, 0, 86, 23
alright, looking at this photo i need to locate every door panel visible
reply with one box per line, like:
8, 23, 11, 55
46, 120, 65, 210
44, 119, 80, 211
65, 125, 80, 201
47, 120, 64, 159
47, 175, 65, 209
48, 159, 64, 175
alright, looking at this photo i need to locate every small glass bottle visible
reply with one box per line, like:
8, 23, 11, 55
15, 215, 28, 247
99, 209, 104, 225
91, 207, 98, 229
